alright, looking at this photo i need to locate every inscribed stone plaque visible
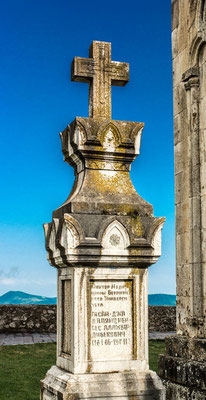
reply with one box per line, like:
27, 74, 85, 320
89, 279, 133, 361
62, 280, 72, 354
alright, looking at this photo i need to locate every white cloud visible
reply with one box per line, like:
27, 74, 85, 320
0, 277, 56, 287
0, 278, 16, 285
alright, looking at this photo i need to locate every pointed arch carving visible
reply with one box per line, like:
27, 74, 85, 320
60, 214, 84, 250
43, 219, 61, 259
130, 124, 144, 154
101, 219, 130, 250
147, 218, 165, 256
60, 125, 70, 158
44, 222, 53, 254
74, 120, 87, 146
98, 122, 121, 151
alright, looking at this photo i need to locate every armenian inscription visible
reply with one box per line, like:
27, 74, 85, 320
89, 279, 133, 360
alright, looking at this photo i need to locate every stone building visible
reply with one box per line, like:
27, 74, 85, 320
158, 0, 206, 398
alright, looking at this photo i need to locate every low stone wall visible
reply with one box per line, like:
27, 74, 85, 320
0, 305, 56, 333
148, 306, 176, 332
0, 305, 176, 333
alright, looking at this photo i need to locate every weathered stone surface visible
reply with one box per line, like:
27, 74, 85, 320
163, 336, 206, 362
71, 41, 129, 120
158, 1, 206, 398
54, 266, 151, 375
158, 337, 206, 397
0, 305, 56, 333
41, 366, 165, 400
172, 0, 206, 338
148, 307, 176, 333
161, 381, 206, 400
159, 356, 206, 390
42, 41, 165, 399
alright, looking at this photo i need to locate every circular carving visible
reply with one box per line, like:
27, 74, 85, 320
109, 234, 120, 247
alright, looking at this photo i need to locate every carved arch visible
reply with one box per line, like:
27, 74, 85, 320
44, 222, 53, 254
189, 0, 206, 64
43, 219, 61, 259
198, 42, 206, 66
190, 34, 205, 65
60, 125, 70, 158
98, 122, 121, 151
63, 214, 84, 249
74, 120, 87, 146
130, 124, 144, 155
147, 218, 165, 256
101, 219, 130, 250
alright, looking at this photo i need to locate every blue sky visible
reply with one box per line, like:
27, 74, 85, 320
0, 0, 175, 297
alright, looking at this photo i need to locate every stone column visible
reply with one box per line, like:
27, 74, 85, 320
41, 41, 165, 400
158, 1, 206, 398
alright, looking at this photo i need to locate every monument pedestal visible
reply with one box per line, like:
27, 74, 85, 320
56, 266, 149, 375
41, 263, 166, 399
41, 41, 165, 400
41, 367, 165, 400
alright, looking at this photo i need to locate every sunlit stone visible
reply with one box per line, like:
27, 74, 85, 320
41, 41, 165, 400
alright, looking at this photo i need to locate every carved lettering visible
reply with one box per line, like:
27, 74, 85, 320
89, 279, 133, 360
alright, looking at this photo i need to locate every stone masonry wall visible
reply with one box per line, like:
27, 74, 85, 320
149, 306, 176, 332
0, 305, 176, 333
0, 305, 56, 333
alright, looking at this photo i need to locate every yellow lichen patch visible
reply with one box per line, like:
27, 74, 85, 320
128, 248, 142, 256
130, 215, 143, 237
130, 268, 141, 275
124, 278, 133, 291
123, 277, 137, 359
84, 169, 137, 196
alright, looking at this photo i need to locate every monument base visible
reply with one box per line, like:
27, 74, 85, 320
41, 366, 165, 400
158, 336, 206, 400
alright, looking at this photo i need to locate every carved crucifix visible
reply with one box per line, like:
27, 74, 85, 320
71, 41, 129, 120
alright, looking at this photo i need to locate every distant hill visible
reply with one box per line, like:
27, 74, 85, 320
0, 291, 176, 306
0, 291, 57, 305
148, 293, 176, 306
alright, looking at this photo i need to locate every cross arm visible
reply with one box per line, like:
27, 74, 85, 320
71, 57, 94, 83
110, 61, 129, 86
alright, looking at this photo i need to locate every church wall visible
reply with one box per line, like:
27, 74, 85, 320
172, 0, 206, 337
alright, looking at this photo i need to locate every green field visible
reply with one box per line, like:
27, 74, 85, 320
0, 340, 165, 400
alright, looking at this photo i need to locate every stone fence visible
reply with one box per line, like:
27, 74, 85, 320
0, 305, 56, 333
148, 306, 176, 332
0, 305, 176, 333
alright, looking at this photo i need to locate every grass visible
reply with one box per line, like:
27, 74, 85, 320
0, 342, 56, 400
149, 339, 165, 372
0, 340, 165, 400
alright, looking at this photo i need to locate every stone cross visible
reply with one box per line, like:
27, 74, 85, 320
71, 41, 129, 119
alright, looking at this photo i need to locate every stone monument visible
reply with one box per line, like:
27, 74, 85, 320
158, 1, 206, 398
41, 41, 165, 399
